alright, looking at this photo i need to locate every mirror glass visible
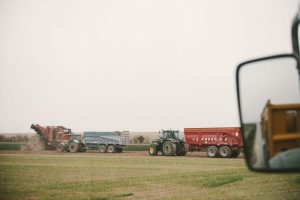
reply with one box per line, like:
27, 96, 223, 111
238, 56, 300, 171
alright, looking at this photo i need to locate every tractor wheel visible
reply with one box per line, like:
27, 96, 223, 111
107, 145, 115, 153
115, 148, 123, 153
68, 142, 79, 153
148, 144, 158, 156
99, 145, 107, 153
231, 149, 241, 158
162, 141, 176, 156
219, 146, 231, 158
56, 143, 65, 152
207, 146, 218, 158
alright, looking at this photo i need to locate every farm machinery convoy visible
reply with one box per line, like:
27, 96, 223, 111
148, 128, 243, 158
30, 124, 129, 153
29, 124, 243, 157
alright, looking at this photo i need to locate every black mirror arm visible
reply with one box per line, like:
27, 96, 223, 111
292, 9, 300, 62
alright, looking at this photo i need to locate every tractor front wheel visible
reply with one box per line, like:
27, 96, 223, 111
162, 141, 176, 156
149, 144, 158, 156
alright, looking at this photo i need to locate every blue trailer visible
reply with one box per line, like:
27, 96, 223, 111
83, 131, 130, 153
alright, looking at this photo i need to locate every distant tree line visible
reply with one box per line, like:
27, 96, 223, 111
130, 135, 150, 144
0, 134, 30, 142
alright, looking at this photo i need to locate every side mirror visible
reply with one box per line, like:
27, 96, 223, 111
236, 54, 300, 172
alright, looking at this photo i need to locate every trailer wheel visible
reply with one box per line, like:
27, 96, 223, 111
219, 146, 231, 158
162, 141, 176, 156
107, 145, 115, 153
207, 146, 218, 158
149, 144, 158, 156
99, 145, 107, 153
56, 143, 65, 152
68, 142, 79, 153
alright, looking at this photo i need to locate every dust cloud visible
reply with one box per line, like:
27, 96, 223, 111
21, 134, 45, 151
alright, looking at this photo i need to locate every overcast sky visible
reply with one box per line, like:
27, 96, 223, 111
0, 0, 299, 133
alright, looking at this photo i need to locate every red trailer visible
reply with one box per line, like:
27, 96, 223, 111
184, 127, 242, 158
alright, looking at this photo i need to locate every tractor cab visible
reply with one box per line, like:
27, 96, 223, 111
68, 134, 82, 141
160, 130, 179, 140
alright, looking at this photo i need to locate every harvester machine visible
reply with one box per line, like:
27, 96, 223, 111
30, 124, 71, 149
30, 124, 86, 152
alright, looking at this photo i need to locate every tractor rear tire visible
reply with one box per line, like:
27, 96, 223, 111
56, 143, 65, 152
219, 146, 231, 158
99, 145, 107, 153
207, 146, 218, 158
107, 145, 115, 153
149, 144, 158, 156
68, 142, 79, 153
162, 141, 176, 156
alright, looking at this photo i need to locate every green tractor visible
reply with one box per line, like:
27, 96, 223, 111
149, 130, 188, 156
56, 134, 86, 153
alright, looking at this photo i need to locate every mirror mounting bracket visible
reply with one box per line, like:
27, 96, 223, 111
292, 7, 300, 71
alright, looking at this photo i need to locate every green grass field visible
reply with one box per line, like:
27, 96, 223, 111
0, 143, 23, 150
0, 151, 300, 200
